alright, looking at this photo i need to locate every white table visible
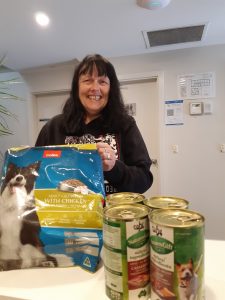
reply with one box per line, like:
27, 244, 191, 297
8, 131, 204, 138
0, 239, 224, 300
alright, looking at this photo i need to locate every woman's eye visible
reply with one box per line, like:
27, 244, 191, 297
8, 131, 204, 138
83, 79, 91, 83
99, 80, 109, 85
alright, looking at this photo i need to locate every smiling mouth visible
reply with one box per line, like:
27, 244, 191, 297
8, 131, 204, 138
88, 95, 101, 101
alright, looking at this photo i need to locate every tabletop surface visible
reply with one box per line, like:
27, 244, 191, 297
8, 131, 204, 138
0, 239, 224, 300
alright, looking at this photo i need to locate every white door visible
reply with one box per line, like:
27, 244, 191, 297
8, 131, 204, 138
121, 79, 159, 197
35, 91, 69, 138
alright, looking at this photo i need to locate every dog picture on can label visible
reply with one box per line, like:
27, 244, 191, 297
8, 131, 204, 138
176, 254, 203, 300
176, 259, 199, 300
0, 161, 73, 270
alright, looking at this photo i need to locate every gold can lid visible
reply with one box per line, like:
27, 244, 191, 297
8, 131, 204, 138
144, 196, 189, 209
106, 192, 145, 204
150, 208, 204, 228
103, 204, 149, 220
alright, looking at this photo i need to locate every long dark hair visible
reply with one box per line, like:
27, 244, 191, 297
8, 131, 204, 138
62, 54, 128, 134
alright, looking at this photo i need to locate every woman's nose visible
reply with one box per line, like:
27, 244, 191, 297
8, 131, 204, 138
90, 79, 100, 90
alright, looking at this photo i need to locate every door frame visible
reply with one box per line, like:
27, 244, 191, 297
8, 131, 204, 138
118, 71, 165, 194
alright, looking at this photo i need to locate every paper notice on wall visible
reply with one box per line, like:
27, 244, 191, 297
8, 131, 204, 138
165, 100, 184, 125
178, 72, 215, 99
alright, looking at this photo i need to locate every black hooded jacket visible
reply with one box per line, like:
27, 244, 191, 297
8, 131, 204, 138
35, 114, 153, 194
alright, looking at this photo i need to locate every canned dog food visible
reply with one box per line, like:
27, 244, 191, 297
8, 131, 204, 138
106, 192, 145, 206
103, 204, 150, 300
150, 209, 204, 300
144, 196, 189, 212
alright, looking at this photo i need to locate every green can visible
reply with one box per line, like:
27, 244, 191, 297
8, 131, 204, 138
103, 204, 150, 300
106, 192, 146, 206
150, 208, 204, 300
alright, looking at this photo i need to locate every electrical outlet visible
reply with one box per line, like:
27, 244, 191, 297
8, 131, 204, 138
220, 144, 225, 153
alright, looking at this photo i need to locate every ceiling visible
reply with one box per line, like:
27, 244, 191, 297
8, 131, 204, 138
1, 0, 225, 71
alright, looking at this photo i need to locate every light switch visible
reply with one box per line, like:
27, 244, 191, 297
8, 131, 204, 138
172, 144, 179, 153
203, 102, 213, 114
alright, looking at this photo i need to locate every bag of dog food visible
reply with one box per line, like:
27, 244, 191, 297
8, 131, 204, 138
0, 144, 105, 272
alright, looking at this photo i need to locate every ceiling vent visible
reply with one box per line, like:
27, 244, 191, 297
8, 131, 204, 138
142, 24, 207, 48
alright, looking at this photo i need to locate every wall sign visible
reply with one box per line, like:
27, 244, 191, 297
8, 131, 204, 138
178, 72, 215, 99
165, 99, 184, 125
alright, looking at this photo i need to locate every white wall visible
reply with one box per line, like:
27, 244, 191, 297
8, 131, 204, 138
21, 63, 75, 94
18, 44, 225, 240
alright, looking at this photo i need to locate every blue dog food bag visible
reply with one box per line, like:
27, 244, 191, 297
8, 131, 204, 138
0, 144, 105, 272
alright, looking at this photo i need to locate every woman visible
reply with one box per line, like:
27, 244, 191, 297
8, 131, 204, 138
35, 54, 153, 194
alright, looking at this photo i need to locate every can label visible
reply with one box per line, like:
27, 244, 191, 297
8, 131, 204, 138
103, 216, 150, 300
150, 222, 204, 300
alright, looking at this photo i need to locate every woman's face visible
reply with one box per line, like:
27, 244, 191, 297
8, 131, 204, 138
78, 66, 110, 123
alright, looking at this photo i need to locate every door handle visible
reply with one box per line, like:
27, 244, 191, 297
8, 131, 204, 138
152, 158, 158, 167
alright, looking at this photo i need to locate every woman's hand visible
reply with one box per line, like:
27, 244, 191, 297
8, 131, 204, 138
96, 142, 116, 171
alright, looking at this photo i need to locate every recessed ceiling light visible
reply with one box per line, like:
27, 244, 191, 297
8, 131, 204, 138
35, 12, 50, 27
137, 0, 171, 10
